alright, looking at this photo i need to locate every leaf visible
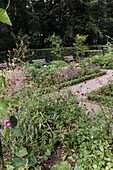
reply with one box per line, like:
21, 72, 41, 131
0, 102, 8, 118
0, 8, 12, 26
12, 157, 24, 168
10, 115, 17, 127
4, 127, 10, 138
6, 165, 15, 170
16, 146, 28, 158
11, 128, 22, 137
51, 161, 72, 170
0, 75, 6, 88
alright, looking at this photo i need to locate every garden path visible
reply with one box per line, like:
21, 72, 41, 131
62, 69, 113, 113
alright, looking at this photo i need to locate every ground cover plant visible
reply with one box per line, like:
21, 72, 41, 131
0, 59, 112, 169
86, 76, 113, 107
85, 42, 113, 69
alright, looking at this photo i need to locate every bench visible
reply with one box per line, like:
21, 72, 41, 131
63, 56, 76, 62
32, 59, 50, 65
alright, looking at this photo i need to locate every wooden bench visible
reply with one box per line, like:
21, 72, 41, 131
32, 59, 50, 65
63, 56, 76, 62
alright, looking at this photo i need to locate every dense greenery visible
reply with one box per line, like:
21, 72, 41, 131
1, 0, 113, 51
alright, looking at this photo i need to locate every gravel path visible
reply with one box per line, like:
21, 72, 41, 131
62, 69, 113, 113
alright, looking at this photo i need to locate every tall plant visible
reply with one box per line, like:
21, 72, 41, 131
45, 33, 62, 60
73, 34, 88, 61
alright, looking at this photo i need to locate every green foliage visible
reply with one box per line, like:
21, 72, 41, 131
0, 8, 12, 26
50, 60, 68, 67
73, 34, 88, 60
51, 161, 72, 170
0, 75, 6, 89
45, 33, 62, 60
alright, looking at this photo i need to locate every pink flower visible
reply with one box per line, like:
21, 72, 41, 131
23, 101, 25, 103
61, 81, 63, 83
15, 91, 18, 94
93, 117, 96, 120
36, 81, 38, 83
49, 100, 51, 102
109, 76, 112, 79
29, 114, 31, 116
16, 79, 19, 81
26, 145, 28, 147
97, 100, 100, 102
64, 101, 67, 103
92, 97, 94, 100
16, 108, 18, 111
44, 109, 47, 112
20, 108, 22, 110
23, 95, 25, 98
8, 84, 11, 86
76, 101, 79, 104
57, 103, 59, 105
59, 76, 61, 78
28, 93, 30, 95
54, 76, 56, 78
45, 73, 49, 76
72, 94, 73, 96
74, 121, 76, 123
84, 81, 87, 84
51, 83, 54, 85
57, 98, 60, 100
62, 98, 65, 100
71, 126, 74, 129
6, 121, 11, 127
100, 94, 102, 96
34, 117, 37, 119
62, 74, 65, 77
2, 97, 4, 99
28, 133, 31, 135
14, 83, 16, 85
77, 71, 80, 74
30, 79, 33, 81
66, 84, 69, 86
3, 93, 5, 95
65, 114, 67, 116
68, 110, 70, 112
40, 72, 42, 74
24, 78, 27, 80
81, 93, 84, 96
35, 108, 38, 110
84, 104, 86, 106
91, 108, 93, 111
77, 91, 79, 93
10, 110, 12, 112
32, 84, 35, 86
46, 90, 48, 92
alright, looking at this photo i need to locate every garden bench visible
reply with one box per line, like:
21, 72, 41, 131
32, 59, 50, 65
63, 56, 76, 62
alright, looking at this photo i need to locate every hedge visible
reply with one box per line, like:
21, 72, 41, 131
0, 47, 104, 63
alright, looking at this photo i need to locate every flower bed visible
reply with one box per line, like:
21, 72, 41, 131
86, 83, 113, 106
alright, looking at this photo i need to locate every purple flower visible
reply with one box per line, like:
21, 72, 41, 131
6, 121, 11, 127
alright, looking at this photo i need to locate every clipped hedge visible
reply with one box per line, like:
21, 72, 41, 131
0, 46, 104, 63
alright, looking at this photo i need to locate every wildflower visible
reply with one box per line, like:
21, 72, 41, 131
8, 84, 11, 86
62, 98, 65, 100
72, 94, 73, 96
32, 84, 35, 86
24, 78, 27, 80
44, 109, 47, 112
77, 71, 80, 74
2, 97, 4, 99
71, 126, 74, 129
30, 79, 33, 81
81, 93, 84, 96
65, 114, 67, 116
84, 104, 86, 106
34, 117, 37, 120
100, 94, 102, 96
54, 76, 56, 78
49, 100, 51, 102
84, 81, 87, 84
3, 93, 5, 95
57, 98, 60, 100
15, 91, 18, 94
62, 74, 65, 77
23, 95, 25, 98
23, 101, 25, 103
6, 121, 11, 127
76, 101, 79, 104
46, 73, 49, 76
64, 101, 67, 103
28, 133, 31, 135
92, 97, 94, 100
91, 108, 93, 111
66, 84, 69, 86
59, 76, 61, 78
93, 117, 96, 120
16, 79, 19, 81
20, 108, 22, 110
14, 83, 16, 85
10, 110, 12, 112
46, 90, 48, 92
28, 93, 30, 95
29, 114, 31, 116
35, 108, 38, 110
74, 121, 76, 123
68, 110, 70, 112
40, 72, 42, 74
26, 145, 28, 147
77, 91, 79, 93
61, 81, 63, 83
16, 108, 18, 111
97, 100, 100, 102
57, 103, 59, 105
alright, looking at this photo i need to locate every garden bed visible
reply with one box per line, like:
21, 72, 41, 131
86, 83, 113, 107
